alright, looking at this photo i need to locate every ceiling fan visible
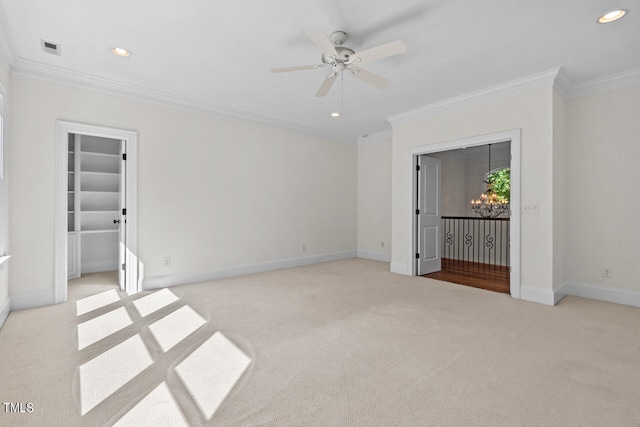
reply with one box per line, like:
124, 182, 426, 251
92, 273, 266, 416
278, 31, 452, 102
272, 29, 407, 97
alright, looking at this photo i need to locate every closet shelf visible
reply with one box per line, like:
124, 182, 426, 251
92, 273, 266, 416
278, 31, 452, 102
81, 229, 119, 235
81, 151, 120, 159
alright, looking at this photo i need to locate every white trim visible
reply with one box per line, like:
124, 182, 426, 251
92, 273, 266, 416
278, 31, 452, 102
390, 263, 408, 275
12, 59, 356, 145
561, 282, 640, 308
520, 286, 556, 306
553, 67, 572, 101
10, 291, 56, 311
357, 250, 391, 263
0, 296, 9, 328
55, 121, 139, 303
569, 68, 640, 100
388, 68, 561, 126
403, 129, 521, 299
142, 251, 357, 291
387, 67, 640, 128
357, 130, 392, 146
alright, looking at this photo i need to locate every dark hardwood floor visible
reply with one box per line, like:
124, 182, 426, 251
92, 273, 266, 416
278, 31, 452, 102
422, 258, 510, 294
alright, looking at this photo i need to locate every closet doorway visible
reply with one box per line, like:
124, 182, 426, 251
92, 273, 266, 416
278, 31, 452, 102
54, 122, 138, 303
67, 134, 123, 298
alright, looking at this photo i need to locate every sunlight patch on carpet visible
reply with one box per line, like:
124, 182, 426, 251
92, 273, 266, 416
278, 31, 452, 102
175, 332, 251, 420
132, 288, 180, 317
147, 305, 206, 352
77, 307, 132, 350
113, 382, 187, 427
76, 289, 120, 316
79, 334, 153, 415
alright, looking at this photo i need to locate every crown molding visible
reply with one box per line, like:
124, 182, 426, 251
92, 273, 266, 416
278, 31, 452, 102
11, 58, 357, 145
387, 68, 562, 126
569, 68, 640, 100
357, 129, 392, 146
552, 67, 572, 100
387, 66, 640, 127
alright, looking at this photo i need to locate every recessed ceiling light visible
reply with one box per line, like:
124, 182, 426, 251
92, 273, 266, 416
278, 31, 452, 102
111, 47, 131, 57
330, 112, 341, 118
597, 9, 627, 24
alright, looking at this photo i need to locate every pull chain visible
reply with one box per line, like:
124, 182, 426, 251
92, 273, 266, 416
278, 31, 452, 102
340, 72, 344, 118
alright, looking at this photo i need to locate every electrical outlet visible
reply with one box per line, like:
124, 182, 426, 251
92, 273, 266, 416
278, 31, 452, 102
602, 267, 613, 278
381, 241, 385, 248
163, 257, 171, 267
302, 244, 306, 252
523, 203, 539, 214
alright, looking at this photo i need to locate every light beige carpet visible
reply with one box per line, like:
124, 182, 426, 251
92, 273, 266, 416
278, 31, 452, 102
1, 259, 639, 426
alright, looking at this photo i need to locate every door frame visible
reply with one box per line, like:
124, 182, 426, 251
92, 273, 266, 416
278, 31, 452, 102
54, 121, 139, 302
408, 129, 521, 299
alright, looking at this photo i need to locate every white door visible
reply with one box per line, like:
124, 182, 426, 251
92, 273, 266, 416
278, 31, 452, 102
118, 140, 127, 291
417, 155, 441, 275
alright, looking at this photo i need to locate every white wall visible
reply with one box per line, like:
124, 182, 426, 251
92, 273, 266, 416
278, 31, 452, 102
8, 74, 356, 300
0, 51, 10, 325
357, 135, 391, 262
565, 86, 640, 292
391, 89, 555, 295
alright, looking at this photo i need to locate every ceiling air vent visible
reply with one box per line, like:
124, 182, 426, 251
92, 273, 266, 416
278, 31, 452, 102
40, 40, 61, 56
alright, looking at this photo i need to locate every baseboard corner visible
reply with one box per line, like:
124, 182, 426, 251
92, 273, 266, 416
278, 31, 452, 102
553, 283, 567, 305
520, 285, 556, 306
357, 250, 391, 263
390, 262, 409, 275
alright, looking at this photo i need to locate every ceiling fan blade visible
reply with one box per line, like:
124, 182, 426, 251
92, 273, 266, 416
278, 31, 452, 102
349, 67, 390, 90
306, 29, 339, 59
271, 64, 323, 73
349, 40, 406, 64
315, 73, 337, 97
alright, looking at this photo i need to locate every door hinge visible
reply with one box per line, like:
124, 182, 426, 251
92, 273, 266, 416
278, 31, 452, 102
416, 209, 420, 215
121, 263, 126, 271
122, 208, 126, 215
415, 253, 420, 259
122, 153, 127, 161
416, 164, 420, 171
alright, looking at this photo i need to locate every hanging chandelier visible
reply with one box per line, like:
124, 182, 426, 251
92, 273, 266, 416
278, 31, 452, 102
471, 144, 510, 219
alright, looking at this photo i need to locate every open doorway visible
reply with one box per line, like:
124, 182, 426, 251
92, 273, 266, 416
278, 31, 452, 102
409, 129, 521, 299
67, 134, 124, 301
54, 121, 139, 303
418, 142, 511, 293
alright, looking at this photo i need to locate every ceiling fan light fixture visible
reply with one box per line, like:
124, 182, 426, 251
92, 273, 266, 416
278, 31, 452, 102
597, 9, 627, 23
111, 47, 131, 57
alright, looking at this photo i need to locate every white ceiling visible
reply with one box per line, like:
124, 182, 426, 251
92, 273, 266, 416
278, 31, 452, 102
1, 0, 638, 142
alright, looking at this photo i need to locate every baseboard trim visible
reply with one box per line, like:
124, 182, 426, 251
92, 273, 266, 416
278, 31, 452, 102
10, 291, 56, 311
562, 282, 640, 308
520, 286, 556, 306
390, 262, 409, 275
0, 297, 10, 328
143, 250, 357, 290
357, 250, 391, 263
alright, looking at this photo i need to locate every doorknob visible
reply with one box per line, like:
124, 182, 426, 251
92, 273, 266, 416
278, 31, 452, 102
113, 219, 120, 224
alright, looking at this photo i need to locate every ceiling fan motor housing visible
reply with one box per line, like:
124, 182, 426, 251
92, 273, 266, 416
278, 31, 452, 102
322, 46, 355, 64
